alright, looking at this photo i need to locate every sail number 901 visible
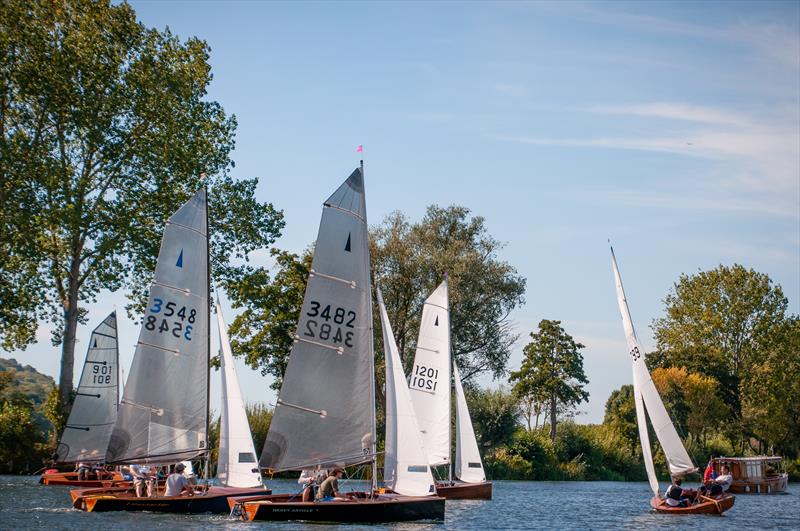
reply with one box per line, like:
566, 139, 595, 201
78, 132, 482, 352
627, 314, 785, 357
304, 300, 355, 347
410, 364, 439, 392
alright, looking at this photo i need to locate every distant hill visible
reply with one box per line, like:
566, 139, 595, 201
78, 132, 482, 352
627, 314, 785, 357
0, 358, 55, 405
0, 358, 56, 433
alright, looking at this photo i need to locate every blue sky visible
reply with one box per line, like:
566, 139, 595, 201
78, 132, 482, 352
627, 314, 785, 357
6, 1, 799, 424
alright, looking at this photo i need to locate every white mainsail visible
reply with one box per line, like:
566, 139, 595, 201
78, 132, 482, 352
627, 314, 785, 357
260, 168, 376, 472
106, 188, 209, 464
611, 247, 695, 496
453, 361, 486, 483
216, 303, 262, 488
409, 280, 451, 468
56, 311, 119, 463
378, 288, 436, 496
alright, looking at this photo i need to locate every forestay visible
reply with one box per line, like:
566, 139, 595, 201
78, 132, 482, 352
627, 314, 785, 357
409, 281, 452, 468
378, 288, 436, 496
453, 362, 486, 483
56, 312, 119, 463
261, 168, 376, 472
106, 189, 209, 464
216, 303, 263, 488
611, 247, 695, 496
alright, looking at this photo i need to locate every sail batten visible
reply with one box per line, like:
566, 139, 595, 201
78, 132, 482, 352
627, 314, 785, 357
55, 312, 119, 464
260, 169, 375, 472
106, 189, 209, 465
611, 247, 695, 494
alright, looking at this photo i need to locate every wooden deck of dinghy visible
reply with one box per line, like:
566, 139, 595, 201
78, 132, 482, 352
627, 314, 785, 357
228, 492, 445, 522
650, 494, 735, 515
39, 470, 127, 488
435, 481, 492, 500
71, 485, 270, 513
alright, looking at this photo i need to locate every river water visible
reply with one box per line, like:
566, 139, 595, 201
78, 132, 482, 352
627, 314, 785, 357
2, 475, 797, 530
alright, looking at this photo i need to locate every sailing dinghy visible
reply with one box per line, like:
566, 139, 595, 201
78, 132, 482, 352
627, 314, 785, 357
229, 165, 445, 522
40, 312, 126, 487
611, 246, 734, 515
408, 279, 492, 500
71, 187, 267, 513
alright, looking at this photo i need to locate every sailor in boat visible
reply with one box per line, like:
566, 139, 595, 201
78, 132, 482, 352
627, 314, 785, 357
130, 464, 155, 497
76, 461, 90, 481
701, 464, 733, 496
299, 468, 328, 502
664, 478, 697, 507
316, 469, 349, 502
164, 463, 194, 497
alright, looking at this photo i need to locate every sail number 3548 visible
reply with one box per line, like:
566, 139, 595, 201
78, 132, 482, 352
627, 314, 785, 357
146, 297, 195, 341
304, 300, 355, 347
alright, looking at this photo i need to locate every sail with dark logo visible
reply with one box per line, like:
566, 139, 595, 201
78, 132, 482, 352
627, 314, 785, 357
106, 189, 209, 464
260, 168, 375, 472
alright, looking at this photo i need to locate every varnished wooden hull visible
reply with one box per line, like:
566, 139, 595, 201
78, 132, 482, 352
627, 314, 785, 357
71, 485, 269, 513
650, 494, 735, 514
40, 471, 127, 487
229, 492, 445, 522
435, 481, 492, 500
728, 474, 788, 494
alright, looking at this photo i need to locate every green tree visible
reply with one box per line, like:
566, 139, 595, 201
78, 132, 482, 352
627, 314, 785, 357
603, 384, 638, 452
228, 249, 311, 389
0, 0, 284, 413
0, 400, 48, 473
466, 387, 520, 452
372, 207, 526, 382
511, 320, 589, 441
651, 264, 789, 418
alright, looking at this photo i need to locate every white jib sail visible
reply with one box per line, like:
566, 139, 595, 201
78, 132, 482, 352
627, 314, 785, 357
409, 280, 452, 467
56, 311, 119, 464
453, 361, 486, 483
611, 248, 696, 492
378, 288, 436, 496
216, 303, 262, 488
106, 188, 209, 464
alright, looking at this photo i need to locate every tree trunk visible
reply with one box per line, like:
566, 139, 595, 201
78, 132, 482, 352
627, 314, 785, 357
549, 391, 557, 442
58, 260, 81, 416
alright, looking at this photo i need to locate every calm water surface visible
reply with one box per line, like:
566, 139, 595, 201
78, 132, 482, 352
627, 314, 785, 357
2, 475, 797, 530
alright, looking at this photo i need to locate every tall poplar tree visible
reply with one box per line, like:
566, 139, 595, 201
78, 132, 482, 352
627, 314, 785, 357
0, 0, 284, 413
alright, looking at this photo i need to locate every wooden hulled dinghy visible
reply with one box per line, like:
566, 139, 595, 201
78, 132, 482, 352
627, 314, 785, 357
435, 481, 492, 500
237, 166, 445, 523
650, 493, 735, 514
72, 484, 270, 513
407, 281, 492, 500
610, 247, 734, 516
41, 313, 123, 488
40, 469, 127, 488
229, 492, 445, 523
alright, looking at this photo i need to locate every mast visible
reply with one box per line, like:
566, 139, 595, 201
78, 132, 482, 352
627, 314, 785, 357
114, 310, 120, 409
445, 273, 452, 484
204, 181, 211, 485
363, 159, 378, 494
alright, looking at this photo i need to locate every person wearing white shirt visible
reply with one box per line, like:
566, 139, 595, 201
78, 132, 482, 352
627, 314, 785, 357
130, 464, 154, 497
165, 463, 193, 497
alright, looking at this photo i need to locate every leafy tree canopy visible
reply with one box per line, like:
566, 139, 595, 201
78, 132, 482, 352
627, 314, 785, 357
0, 0, 284, 409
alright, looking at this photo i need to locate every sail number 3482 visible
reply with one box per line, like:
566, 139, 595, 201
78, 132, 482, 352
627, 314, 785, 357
304, 300, 355, 348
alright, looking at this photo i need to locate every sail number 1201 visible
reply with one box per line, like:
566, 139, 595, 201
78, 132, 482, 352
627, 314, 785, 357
410, 364, 439, 392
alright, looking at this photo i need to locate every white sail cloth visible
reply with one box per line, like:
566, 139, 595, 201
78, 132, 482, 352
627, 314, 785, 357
409, 280, 451, 467
106, 189, 209, 464
216, 304, 262, 488
56, 312, 119, 463
453, 362, 486, 483
378, 288, 436, 496
260, 168, 376, 472
611, 248, 696, 496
